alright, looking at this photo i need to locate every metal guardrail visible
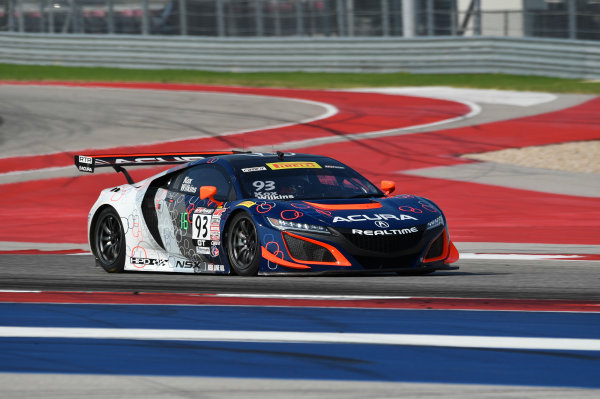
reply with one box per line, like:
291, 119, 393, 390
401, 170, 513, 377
1, 34, 599, 79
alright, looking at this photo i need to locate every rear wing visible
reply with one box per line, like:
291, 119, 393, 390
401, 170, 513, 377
74, 151, 242, 184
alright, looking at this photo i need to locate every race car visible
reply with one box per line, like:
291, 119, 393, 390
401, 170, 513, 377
75, 151, 459, 275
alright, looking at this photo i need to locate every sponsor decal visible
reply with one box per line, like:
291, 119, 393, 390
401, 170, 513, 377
78, 156, 93, 164
333, 214, 418, 223
194, 207, 214, 214
324, 165, 345, 169
213, 208, 227, 217
427, 216, 444, 230
211, 246, 219, 257
266, 161, 321, 170
130, 257, 168, 267
96, 156, 205, 166
352, 227, 419, 236
238, 201, 256, 208
181, 176, 198, 194
242, 166, 267, 172
196, 246, 211, 255
176, 260, 205, 269
211, 233, 220, 241
255, 192, 294, 200
207, 263, 225, 272
211, 240, 221, 246
374, 221, 389, 228
78, 165, 93, 172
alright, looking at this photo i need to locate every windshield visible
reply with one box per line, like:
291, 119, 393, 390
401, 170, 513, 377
236, 161, 383, 201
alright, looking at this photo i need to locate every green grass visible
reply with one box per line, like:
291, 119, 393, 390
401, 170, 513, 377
1, 64, 599, 94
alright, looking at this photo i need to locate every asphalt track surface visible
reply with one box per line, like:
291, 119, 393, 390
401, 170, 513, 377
0, 83, 599, 398
1, 254, 599, 300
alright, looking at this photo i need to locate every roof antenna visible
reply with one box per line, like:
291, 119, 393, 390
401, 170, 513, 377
276, 151, 284, 160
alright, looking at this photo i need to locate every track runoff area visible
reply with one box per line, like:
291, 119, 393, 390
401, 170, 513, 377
0, 81, 599, 395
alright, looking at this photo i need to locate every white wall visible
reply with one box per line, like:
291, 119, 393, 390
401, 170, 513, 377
457, 0, 525, 36
457, 0, 523, 12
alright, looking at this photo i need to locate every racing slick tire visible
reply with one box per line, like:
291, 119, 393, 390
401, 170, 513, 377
226, 212, 260, 276
93, 207, 126, 273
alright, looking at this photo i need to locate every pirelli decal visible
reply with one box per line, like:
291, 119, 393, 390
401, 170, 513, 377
266, 161, 321, 170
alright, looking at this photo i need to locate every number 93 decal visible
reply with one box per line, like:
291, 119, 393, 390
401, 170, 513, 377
192, 213, 211, 240
253, 180, 275, 191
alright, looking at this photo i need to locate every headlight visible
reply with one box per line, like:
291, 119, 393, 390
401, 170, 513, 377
267, 217, 330, 235
426, 216, 444, 230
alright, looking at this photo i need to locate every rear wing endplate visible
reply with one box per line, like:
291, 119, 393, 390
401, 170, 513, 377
74, 151, 241, 184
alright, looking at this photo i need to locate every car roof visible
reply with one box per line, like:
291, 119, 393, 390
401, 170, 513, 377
206, 153, 342, 169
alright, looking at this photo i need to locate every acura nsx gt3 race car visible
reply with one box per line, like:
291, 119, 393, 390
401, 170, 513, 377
75, 151, 459, 275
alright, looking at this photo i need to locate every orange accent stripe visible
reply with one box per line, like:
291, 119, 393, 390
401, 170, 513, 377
89, 151, 235, 158
303, 201, 382, 210
261, 246, 311, 270
282, 231, 352, 267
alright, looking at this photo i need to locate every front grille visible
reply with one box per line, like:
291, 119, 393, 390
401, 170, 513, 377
283, 234, 336, 263
340, 229, 424, 253
354, 254, 419, 270
425, 233, 444, 260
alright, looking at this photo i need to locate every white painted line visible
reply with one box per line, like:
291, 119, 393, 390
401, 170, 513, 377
347, 87, 557, 107
460, 253, 585, 261
214, 294, 412, 300
0, 90, 338, 162
1, 327, 599, 351
274, 94, 481, 151
0, 290, 42, 293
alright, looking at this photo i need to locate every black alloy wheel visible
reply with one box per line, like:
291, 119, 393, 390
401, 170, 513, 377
94, 207, 126, 272
227, 213, 260, 276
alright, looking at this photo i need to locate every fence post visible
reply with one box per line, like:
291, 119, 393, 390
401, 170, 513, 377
345, 0, 354, 36
473, 0, 481, 35
7, 0, 15, 32
178, 0, 187, 35
216, 0, 225, 37
255, 0, 263, 36
381, 0, 389, 36
141, 0, 149, 35
39, 0, 45, 33
107, 0, 114, 34
336, 0, 345, 36
274, 0, 281, 36
296, 0, 304, 36
17, 0, 25, 32
427, 0, 434, 36
48, 0, 54, 33
402, 0, 414, 37
568, 0, 577, 39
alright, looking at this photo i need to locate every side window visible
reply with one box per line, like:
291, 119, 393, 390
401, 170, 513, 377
169, 164, 236, 202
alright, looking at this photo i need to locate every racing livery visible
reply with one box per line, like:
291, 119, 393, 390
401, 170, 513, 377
75, 151, 459, 275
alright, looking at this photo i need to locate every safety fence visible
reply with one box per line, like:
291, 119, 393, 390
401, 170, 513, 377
1, 0, 599, 40
1, 34, 599, 79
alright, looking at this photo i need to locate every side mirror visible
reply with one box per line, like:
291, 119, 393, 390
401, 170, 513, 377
199, 186, 223, 206
380, 180, 395, 196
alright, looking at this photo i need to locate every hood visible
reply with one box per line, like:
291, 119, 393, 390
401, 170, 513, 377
258, 195, 443, 232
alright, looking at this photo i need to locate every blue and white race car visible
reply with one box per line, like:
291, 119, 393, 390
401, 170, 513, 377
75, 151, 459, 275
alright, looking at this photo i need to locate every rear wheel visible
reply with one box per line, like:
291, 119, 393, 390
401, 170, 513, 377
93, 207, 126, 273
226, 213, 260, 276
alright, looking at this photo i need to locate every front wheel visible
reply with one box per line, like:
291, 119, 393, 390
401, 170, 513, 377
226, 213, 260, 276
93, 207, 126, 273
